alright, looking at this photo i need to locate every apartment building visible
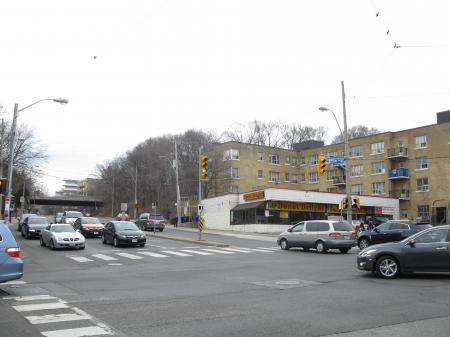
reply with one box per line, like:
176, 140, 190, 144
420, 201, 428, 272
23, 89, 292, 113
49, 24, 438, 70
208, 111, 450, 224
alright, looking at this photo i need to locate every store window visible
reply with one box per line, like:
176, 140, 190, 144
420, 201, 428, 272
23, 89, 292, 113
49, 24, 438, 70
415, 135, 427, 149
371, 141, 384, 154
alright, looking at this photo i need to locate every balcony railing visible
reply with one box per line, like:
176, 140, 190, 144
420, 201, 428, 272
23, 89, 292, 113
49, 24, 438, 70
390, 190, 410, 200
332, 176, 346, 186
388, 168, 409, 179
387, 147, 408, 159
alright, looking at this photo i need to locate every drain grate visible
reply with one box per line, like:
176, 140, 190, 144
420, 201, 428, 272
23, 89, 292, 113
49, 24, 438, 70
251, 279, 321, 290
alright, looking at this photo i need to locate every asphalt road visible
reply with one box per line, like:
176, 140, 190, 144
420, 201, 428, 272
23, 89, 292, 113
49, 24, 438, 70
2, 223, 450, 337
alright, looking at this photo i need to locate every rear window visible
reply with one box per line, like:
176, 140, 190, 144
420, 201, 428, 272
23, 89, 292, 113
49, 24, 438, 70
66, 212, 83, 218
332, 222, 353, 231
416, 224, 432, 231
82, 217, 101, 224
149, 214, 164, 220
28, 217, 49, 224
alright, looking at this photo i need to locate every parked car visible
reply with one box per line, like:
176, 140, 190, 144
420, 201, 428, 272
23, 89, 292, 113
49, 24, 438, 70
17, 213, 36, 232
135, 213, 166, 232
61, 211, 84, 225
55, 212, 63, 223
21, 216, 50, 239
357, 220, 432, 249
0, 221, 23, 283
115, 213, 130, 221
357, 225, 450, 279
40, 224, 85, 250
365, 216, 390, 227
277, 220, 357, 254
102, 221, 146, 247
72, 217, 104, 237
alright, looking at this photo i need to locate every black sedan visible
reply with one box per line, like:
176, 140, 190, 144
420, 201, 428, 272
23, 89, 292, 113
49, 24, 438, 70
357, 225, 450, 278
21, 216, 49, 239
358, 220, 431, 249
102, 221, 146, 247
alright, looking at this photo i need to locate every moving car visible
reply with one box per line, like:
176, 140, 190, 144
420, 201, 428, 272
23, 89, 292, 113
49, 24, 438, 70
357, 225, 450, 279
40, 224, 85, 250
102, 221, 146, 247
277, 220, 356, 254
357, 220, 432, 249
135, 213, 166, 232
0, 221, 23, 283
115, 213, 130, 221
21, 216, 50, 239
17, 213, 36, 232
55, 212, 63, 224
61, 211, 84, 225
72, 217, 104, 237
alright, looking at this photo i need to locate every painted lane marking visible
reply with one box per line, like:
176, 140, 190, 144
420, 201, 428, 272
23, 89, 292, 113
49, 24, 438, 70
180, 249, 213, 256
69, 256, 94, 263
161, 250, 192, 257
239, 248, 274, 253
13, 302, 68, 312
41, 326, 112, 337
115, 252, 144, 260
221, 247, 254, 253
25, 312, 91, 325
138, 251, 168, 258
5, 295, 57, 302
92, 254, 118, 261
3, 280, 27, 285
200, 248, 234, 254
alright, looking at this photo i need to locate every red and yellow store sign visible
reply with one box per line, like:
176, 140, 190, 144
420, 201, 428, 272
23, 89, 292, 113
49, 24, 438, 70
243, 191, 265, 201
268, 201, 366, 215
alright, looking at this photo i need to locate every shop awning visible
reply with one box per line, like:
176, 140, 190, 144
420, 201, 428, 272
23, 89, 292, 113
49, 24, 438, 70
232, 201, 266, 211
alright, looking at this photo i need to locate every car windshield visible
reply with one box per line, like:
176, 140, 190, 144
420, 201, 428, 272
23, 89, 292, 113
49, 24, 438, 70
332, 221, 353, 231
28, 217, 49, 224
51, 225, 76, 233
115, 222, 138, 231
66, 212, 83, 218
82, 217, 101, 224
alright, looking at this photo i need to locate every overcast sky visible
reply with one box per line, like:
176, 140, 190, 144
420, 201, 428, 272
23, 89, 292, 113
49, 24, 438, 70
1, 0, 450, 195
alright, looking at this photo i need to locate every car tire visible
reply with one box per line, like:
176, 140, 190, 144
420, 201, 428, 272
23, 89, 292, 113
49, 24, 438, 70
159, 229, 164, 232
279, 239, 289, 250
49, 240, 56, 250
102, 235, 107, 244
40, 237, 46, 247
140, 243, 145, 247
375, 255, 400, 279
358, 238, 370, 250
339, 248, 350, 254
79, 246, 85, 250
315, 241, 327, 254
113, 237, 119, 247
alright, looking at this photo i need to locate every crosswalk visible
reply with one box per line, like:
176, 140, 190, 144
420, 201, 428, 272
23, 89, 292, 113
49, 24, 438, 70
3, 292, 115, 337
66, 246, 280, 265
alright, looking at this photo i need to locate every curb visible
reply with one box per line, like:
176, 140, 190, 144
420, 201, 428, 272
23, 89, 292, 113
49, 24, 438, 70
145, 233, 229, 247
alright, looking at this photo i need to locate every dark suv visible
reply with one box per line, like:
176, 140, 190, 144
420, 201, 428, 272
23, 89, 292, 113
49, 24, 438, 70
358, 220, 432, 249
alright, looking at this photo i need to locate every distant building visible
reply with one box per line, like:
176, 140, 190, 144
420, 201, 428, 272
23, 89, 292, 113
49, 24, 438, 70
78, 178, 100, 196
55, 179, 80, 196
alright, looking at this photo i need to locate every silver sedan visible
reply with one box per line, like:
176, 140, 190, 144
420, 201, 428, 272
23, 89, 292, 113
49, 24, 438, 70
40, 224, 86, 250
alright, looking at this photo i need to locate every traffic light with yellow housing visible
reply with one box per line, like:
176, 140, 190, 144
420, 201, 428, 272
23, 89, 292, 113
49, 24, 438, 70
317, 154, 326, 176
352, 197, 361, 209
342, 197, 349, 210
199, 155, 209, 181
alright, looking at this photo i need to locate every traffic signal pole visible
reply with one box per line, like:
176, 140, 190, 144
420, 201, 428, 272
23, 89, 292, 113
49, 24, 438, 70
342, 81, 352, 222
198, 146, 203, 241
175, 141, 181, 228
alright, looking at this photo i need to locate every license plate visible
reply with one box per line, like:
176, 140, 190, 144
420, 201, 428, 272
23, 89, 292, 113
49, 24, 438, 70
132, 239, 137, 243
94, 232, 98, 235
343, 235, 349, 239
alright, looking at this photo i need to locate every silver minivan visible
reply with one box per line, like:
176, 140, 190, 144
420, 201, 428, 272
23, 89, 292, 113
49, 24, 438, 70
277, 220, 356, 253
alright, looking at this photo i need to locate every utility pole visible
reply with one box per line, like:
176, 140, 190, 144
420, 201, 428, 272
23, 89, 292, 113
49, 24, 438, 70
342, 81, 352, 221
134, 164, 138, 220
0, 118, 4, 217
5, 104, 18, 221
111, 175, 115, 218
174, 141, 181, 228
198, 145, 203, 241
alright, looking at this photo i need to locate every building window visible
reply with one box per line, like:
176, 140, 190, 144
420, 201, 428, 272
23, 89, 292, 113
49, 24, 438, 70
300, 173, 306, 182
285, 172, 290, 182
416, 177, 429, 192
350, 165, 363, 177
309, 172, 319, 183
351, 184, 363, 195
350, 145, 363, 157
291, 174, 299, 184
257, 152, 264, 161
416, 157, 428, 170
400, 209, 408, 219
269, 171, 280, 182
372, 182, 385, 194
223, 149, 239, 161
371, 141, 384, 155
309, 154, 318, 165
371, 161, 385, 174
257, 170, 263, 179
326, 169, 337, 181
415, 135, 427, 149
269, 154, 280, 165
223, 185, 239, 193
291, 157, 298, 166
417, 205, 430, 221
224, 167, 239, 179
285, 156, 290, 165
299, 157, 306, 165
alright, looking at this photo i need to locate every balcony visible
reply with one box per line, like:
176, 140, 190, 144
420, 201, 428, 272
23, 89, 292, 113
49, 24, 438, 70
332, 176, 346, 186
388, 168, 409, 180
387, 147, 408, 159
390, 190, 410, 200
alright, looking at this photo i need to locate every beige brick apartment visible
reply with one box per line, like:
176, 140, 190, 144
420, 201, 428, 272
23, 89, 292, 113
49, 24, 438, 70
207, 112, 450, 225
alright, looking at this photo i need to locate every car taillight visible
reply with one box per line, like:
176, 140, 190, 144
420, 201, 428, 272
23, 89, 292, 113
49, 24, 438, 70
145, 220, 154, 224
328, 232, 342, 238
5, 247, 20, 258
161, 220, 165, 224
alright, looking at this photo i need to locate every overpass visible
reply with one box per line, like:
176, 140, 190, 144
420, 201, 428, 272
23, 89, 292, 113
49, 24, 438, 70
28, 195, 104, 208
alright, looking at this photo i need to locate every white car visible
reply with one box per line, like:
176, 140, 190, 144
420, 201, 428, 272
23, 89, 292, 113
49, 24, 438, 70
40, 224, 85, 250
61, 211, 84, 224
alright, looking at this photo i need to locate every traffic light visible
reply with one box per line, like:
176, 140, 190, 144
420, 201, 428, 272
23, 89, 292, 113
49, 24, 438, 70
199, 155, 209, 181
0, 178, 6, 194
352, 197, 361, 209
317, 154, 326, 176
342, 197, 349, 210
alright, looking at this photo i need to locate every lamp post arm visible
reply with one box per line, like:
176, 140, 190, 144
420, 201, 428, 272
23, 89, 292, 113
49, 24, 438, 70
17, 99, 53, 113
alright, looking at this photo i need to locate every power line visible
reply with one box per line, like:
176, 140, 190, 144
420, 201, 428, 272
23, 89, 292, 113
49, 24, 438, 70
352, 90, 450, 99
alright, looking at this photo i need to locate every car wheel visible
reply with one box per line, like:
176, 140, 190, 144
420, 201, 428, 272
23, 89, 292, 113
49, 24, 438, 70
40, 237, 46, 247
376, 256, 400, 279
315, 241, 327, 254
358, 238, 370, 250
159, 228, 163, 232
79, 246, 85, 250
21, 227, 29, 239
113, 237, 119, 247
339, 248, 350, 254
49, 240, 56, 250
140, 243, 145, 247
102, 235, 107, 244
279, 239, 289, 250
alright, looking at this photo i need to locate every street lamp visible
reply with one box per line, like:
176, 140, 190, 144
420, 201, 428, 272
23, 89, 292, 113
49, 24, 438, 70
319, 81, 352, 221
4, 98, 68, 220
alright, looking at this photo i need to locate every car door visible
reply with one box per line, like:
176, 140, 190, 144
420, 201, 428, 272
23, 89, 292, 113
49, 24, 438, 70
42, 225, 51, 244
303, 222, 320, 248
286, 222, 305, 247
103, 223, 112, 242
403, 228, 450, 271
370, 222, 393, 244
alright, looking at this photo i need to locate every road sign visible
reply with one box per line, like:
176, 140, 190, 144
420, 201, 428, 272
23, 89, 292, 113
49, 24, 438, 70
326, 156, 346, 165
120, 203, 127, 212
198, 217, 205, 232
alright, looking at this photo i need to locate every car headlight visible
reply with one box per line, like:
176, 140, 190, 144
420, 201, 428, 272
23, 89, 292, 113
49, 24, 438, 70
359, 249, 377, 257
117, 234, 126, 239
140, 234, 146, 238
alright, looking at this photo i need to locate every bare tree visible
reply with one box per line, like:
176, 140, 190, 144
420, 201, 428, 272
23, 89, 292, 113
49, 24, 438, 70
331, 125, 381, 144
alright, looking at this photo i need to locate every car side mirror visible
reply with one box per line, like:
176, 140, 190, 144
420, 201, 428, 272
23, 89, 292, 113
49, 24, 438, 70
374, 228, 380, 233
287, 228, 292, 232
408, 240, 416, 247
